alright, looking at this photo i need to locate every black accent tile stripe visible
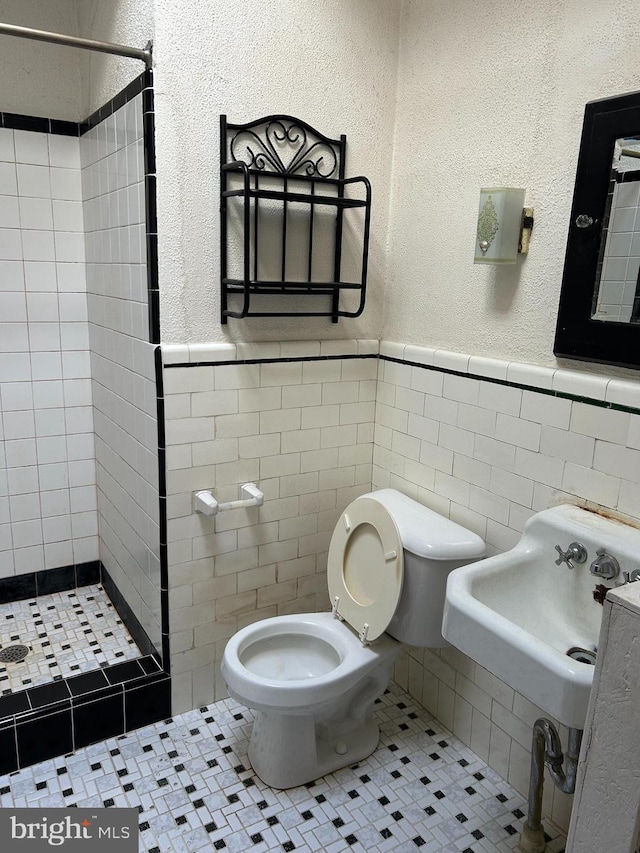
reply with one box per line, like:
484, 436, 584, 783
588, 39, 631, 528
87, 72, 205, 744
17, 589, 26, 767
66, 669, 110, 697
104, 659, 146, 685
0, 573, 36, 606
80, 72, 146, 135
148, 288, 160, 345
378, 354, 640, 417
145, 174, 158, 235
164, 347, 640, 416
154, 335, 169, 674
101, 565, 158, 661
164, 353, 379, 369
28, 680, 71, 710
142, 80, 155, 115
616, 169, 640, 183
73, 691, 124, 750
0, 112, 79, 135
3, 71, 150, 139
0, 692, 29, 719
0, 720, 18, 774
143, 113, 156, 175
157, 448, 167, 495
0, 664, 168, 770
17, 707, 73, 767
36, 565, 75, 596
124, 676, 171, 732
0, 560, 102, 606
161, 634, 171, 669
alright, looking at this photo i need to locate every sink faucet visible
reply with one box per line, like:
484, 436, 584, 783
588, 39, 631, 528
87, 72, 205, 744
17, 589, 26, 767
554, 542, 587, 570
589, 549, 620, 580
616, 568, 640, 586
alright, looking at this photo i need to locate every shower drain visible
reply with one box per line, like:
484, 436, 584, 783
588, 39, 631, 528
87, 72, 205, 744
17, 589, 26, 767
0, 644, 30, 664
566, 646, 597, 666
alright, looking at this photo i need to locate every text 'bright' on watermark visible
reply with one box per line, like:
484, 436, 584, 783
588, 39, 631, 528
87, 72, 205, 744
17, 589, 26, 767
0, 808, 139, 851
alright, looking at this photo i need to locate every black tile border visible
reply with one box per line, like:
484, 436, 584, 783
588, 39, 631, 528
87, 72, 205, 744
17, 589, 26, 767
0, 112, 78, 135
616, 168, 640, 184
163, 350, 640, 417
164, 353, 379, 369
100, 565, 159, 662
144, 68, 160, 347
80, 73, 146, 135
0, 72, 146, 137
154, 344, 169, 675
0, 560, 100, 606
0, 554, 167, 771
0, 658, 168, 772
377, 354, 640, 417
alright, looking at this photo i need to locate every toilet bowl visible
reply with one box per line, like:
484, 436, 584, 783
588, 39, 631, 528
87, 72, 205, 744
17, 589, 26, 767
221, 488, 485, 789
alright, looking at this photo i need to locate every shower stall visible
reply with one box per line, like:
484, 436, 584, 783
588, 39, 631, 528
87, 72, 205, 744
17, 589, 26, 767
0, 22, 169, 772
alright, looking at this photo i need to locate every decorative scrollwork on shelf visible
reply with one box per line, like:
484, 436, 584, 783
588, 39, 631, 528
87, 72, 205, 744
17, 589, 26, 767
230, 118, 339, 178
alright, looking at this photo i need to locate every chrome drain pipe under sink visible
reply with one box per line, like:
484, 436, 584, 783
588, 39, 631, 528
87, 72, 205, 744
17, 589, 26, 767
518, 720, 583, 853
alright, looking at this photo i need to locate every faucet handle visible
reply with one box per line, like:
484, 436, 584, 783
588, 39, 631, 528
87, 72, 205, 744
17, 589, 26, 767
590, 548, 620, 580
555, 542, 588, 569
616, 568, 640, 586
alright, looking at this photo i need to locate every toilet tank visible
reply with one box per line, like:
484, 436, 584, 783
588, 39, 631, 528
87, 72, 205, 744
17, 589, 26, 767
364, 489, 485, 647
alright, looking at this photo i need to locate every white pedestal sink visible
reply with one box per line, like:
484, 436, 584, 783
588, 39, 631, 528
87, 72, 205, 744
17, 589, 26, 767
442, 503, 640, 729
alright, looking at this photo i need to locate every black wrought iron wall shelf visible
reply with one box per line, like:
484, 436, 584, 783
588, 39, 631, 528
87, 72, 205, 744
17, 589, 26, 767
220, 114, 371, 323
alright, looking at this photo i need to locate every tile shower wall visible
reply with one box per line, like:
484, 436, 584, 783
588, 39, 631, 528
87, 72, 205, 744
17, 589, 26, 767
163, 342, 377, 714
0, 126, 98, 579
594, 172, 640, 322
81, 92, 161, 657
374, 341, 640, 834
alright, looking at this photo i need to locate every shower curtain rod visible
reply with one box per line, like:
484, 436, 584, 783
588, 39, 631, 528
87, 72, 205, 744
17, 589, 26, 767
0, 21, 152, 68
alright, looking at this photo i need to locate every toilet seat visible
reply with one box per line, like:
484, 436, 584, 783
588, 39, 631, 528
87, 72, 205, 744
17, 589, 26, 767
327, 497, 404, 642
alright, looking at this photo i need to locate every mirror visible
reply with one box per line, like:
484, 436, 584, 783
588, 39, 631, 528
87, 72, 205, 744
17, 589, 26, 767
555, 90, 640, 368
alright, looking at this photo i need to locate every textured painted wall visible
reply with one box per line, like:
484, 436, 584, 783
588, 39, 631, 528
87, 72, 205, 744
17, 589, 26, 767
8, 1, 640, 366
385, 0, 640, 368
76, 0, 154, 119
0, 1, 152, 123
152, 0, 400, 344
0, 0, 82, 121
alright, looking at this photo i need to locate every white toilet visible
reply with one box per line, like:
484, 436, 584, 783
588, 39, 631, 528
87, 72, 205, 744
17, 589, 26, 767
221, 488, 485, 788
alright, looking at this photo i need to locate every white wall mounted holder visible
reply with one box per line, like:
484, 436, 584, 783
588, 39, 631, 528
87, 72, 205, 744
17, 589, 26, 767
194, 483, 264, 516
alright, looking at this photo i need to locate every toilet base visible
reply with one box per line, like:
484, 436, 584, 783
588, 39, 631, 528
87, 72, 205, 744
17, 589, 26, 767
248, 709, 381, 789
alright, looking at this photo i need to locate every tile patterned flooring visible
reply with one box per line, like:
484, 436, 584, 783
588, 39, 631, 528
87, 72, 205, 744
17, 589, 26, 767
0, 584, 140, 694
0, 683, 566, 852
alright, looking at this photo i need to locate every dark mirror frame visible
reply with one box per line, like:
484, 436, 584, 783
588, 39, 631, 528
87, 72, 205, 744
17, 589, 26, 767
554, 90, 640, 369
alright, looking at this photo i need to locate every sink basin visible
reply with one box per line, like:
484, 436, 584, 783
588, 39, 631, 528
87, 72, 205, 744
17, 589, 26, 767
442, 503, 640, 729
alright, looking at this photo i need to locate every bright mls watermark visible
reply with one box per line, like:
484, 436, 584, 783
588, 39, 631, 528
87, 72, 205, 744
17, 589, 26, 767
0, 809, 138, 851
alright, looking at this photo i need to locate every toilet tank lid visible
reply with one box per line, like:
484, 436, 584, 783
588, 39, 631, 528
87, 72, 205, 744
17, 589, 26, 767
361, 489, 486, 561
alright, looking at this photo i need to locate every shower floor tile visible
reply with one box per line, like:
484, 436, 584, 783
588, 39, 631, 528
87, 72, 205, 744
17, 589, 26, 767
0, 583, 140, 694
0, 683, 566, 852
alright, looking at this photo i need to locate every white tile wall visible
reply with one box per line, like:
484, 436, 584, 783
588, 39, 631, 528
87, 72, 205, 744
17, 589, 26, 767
162, 337, 640, 836
375, 342, 640, 834
81, 95, 161, 655
0, 126, 97, 579
163, 344, 378, 714
594, 176, 640, 322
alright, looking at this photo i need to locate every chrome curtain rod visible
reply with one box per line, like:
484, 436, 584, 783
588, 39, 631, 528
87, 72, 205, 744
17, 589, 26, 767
0, 22, 152, 68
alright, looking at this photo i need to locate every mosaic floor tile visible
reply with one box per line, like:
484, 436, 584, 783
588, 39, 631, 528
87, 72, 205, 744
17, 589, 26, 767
0, 584, 140, 693
0, 682, 566, 852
